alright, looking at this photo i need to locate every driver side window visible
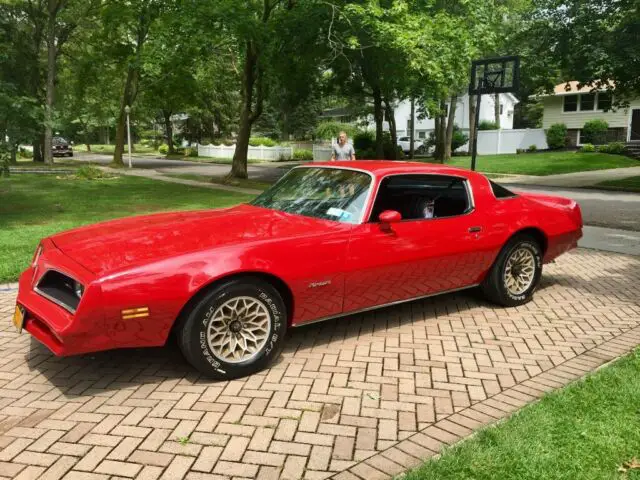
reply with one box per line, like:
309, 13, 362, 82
370, 174, 471, 222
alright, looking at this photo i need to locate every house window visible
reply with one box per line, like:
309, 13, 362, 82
500, 104, 504, 115
407, 119, 412, 132
580, 93, 596, 111
597, 92, 612, 111
564, 95, 578, 112
418, 131, 426, 139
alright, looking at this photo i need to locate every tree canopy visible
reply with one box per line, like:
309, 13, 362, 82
1, 0, 636, 175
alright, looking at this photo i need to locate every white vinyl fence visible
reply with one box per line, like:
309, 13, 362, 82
312, 144, 333, 161
311, 128, 548, 160
198, 144, 293, 161
471, 128, 548, 155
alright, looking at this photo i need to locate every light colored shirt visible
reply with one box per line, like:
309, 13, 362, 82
332, 142, 355, 160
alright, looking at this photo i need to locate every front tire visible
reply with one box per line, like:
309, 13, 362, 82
178, 278, 287, 380
481, 234, 542, 307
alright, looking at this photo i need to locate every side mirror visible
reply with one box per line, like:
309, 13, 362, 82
379, 210, 401, 230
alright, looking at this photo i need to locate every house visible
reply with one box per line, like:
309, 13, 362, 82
393, 93, 519, 139
320, 93, 519, 139
539, 81, 640, 145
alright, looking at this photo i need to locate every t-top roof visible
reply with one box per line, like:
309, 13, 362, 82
302, 160, 479, 179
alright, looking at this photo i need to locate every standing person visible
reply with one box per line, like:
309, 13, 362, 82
331, 131, 356, 161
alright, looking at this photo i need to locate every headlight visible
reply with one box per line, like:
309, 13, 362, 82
32, 245, 43, 266
74, 281, 84, 298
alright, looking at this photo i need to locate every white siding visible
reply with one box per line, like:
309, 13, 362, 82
386, 93, 519, 137
542, 95, 640, 129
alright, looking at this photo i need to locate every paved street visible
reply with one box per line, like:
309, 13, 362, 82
1, 249, 639, 479
511, 184, 640, 232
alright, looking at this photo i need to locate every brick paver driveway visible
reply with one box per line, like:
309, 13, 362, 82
1, 249, 639, 480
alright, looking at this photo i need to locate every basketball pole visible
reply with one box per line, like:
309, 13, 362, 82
471, 79, 483, 172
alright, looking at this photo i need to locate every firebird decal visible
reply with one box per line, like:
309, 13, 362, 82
308, 280, 332, 289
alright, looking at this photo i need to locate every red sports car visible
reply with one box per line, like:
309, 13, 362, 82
13, 162, 582, 379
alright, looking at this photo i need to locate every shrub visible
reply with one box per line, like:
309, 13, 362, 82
293, 149, 313, 161
75, 166, 108, 180
426, 125, 469, 154
528, 144, 538, 152
249, 137, 277, 147
546, 123, 568, 149
357, 148, 376, 159
223, 139, 235, 146
598, 141, 626, 155
158, 144, 169, 154
580, 143, 596, 153
314, 121, 358, 140
184, 147, 198, 157
452, 125, 469, 152
19, 147, 33, 159
516, 148, 525, 154
478, 120, 499, 130
582, 119, 608, 145
353, 131, 375, 151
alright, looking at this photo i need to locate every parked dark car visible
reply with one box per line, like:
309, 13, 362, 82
52, 137, 73, 157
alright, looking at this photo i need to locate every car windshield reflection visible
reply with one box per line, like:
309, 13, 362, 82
250, 167, 371, 224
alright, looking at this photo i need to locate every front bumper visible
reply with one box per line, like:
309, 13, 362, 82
15, 241, 105, 356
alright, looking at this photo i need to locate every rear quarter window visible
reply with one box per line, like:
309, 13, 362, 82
490, 180, 517, 199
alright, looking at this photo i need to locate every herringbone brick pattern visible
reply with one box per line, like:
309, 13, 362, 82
0, 249, 639, 480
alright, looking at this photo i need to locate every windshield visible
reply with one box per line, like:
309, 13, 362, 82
251, 167, 372, 224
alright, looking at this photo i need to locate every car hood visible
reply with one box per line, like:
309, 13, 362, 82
49, 204, 341, 276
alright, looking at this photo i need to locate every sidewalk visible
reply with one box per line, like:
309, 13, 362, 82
496, 166, 640, 188
100, 166, 264, 195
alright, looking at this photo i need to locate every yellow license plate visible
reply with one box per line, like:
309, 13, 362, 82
13, 305, 25, 333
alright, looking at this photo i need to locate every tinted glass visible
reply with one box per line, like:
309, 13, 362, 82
563, 96, 578, 112
370, 175, 470, 221
490, 180, 517, 198
251, 168, 371, 224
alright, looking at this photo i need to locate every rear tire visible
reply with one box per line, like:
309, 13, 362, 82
481, 234, 542, 307
177, 278, 287, 380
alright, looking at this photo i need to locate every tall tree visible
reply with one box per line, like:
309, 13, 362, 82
99, 0, 168, 166
526, 0, 639, 99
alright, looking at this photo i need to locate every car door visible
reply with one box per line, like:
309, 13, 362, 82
343, 174, 488, 313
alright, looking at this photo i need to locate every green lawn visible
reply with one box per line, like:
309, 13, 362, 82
405, 349, 640, 480
423, 151, 638, 176
0, 173, 252, 282
74, 144, 157, 154
595, 176, 640, 192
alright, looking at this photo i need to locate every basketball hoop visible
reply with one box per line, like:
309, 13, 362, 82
468, 56, 520, 171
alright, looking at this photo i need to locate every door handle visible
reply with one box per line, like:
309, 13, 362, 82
468, 226, 482, 233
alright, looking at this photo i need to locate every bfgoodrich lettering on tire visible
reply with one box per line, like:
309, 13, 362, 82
178, 278, 287, 380
481, 234, 543, 307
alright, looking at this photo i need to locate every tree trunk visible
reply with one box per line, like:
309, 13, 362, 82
444, 95, 457, 161
494, 93, 501, 128
44, 0, 59, 165
163, 110, 174, 154
372, 87, 384, 159
383, 98, 397, 160
433, 100, 447, 163
113, 66, 139, 166
281, 110, 290, 142
10, 143, 18, 164
468, 94, 476, 155
409, 97, 415, 159
33, 134, 44, 162
231, 41, 261, 179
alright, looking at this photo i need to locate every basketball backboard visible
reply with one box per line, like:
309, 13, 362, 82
469, 56, 520, 95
